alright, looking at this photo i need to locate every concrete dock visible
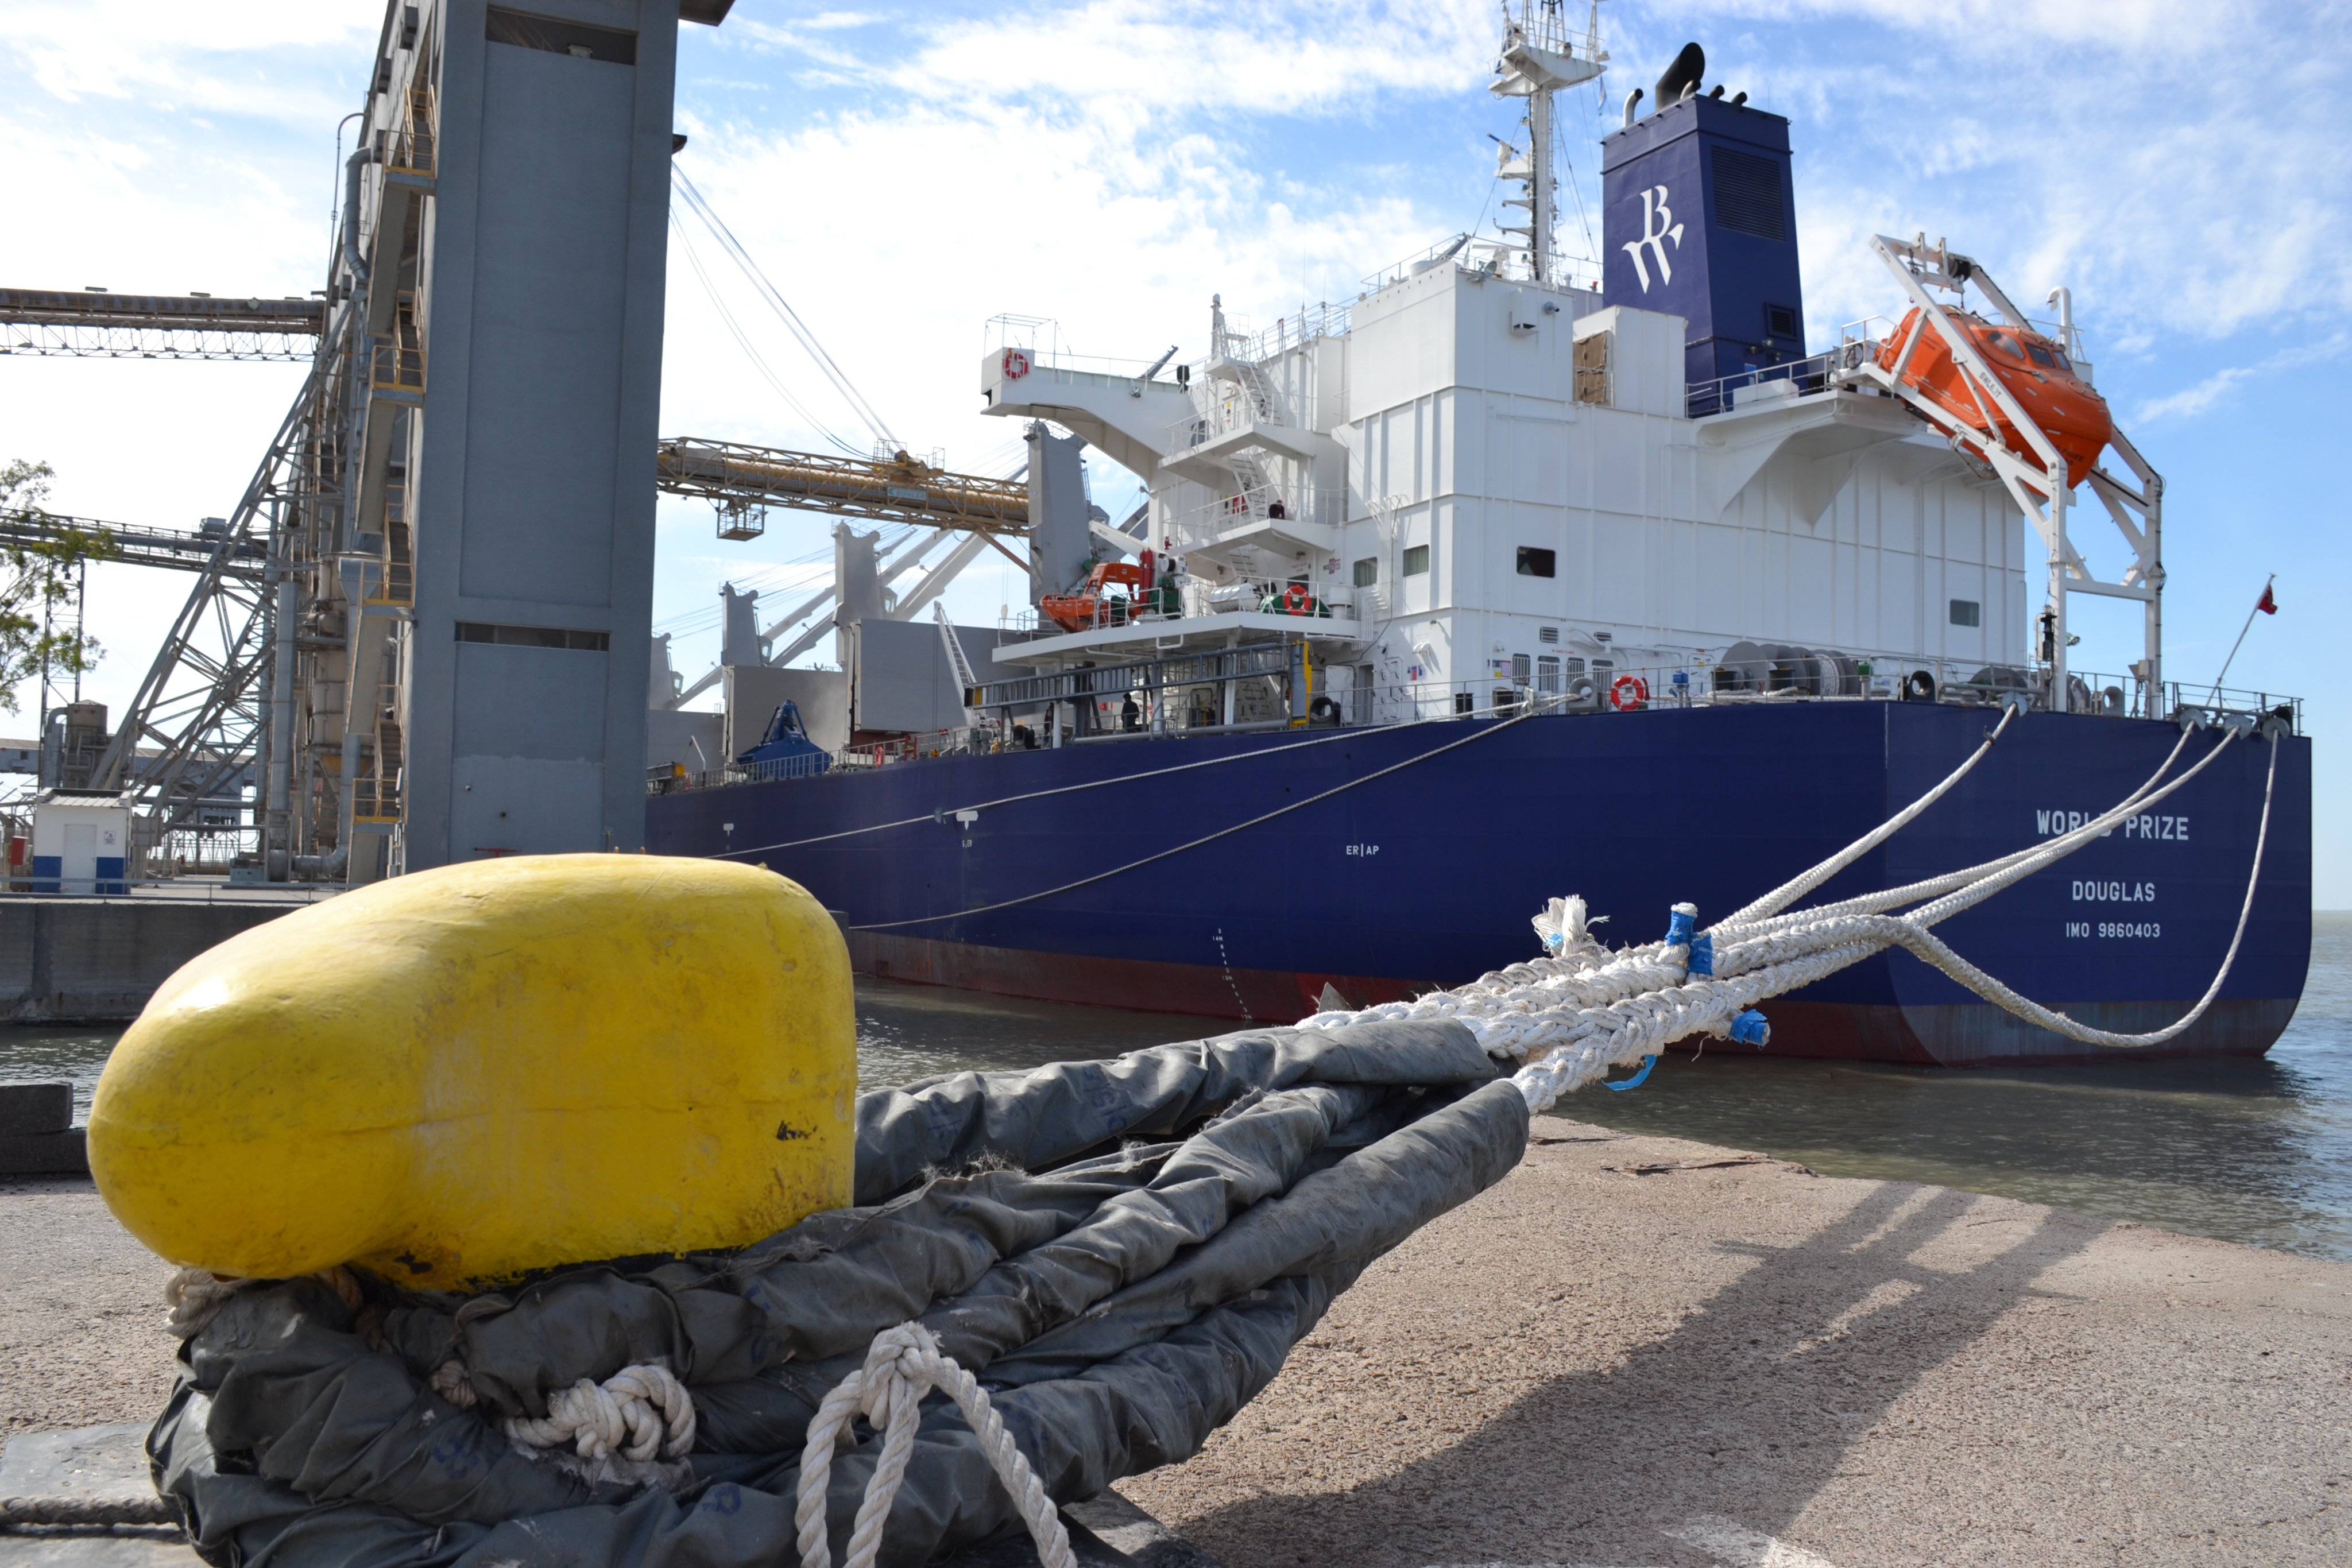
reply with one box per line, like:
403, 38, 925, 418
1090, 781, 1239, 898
0, 897, 299, 1024
6, 1120, 2349, 1565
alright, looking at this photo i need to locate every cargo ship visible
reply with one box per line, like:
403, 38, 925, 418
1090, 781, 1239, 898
648, 6, 2311, 1064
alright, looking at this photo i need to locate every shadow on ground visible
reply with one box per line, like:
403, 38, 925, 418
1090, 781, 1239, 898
1179, 1180, 2103, 1567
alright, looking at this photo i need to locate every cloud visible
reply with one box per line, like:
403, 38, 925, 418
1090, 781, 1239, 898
1, 1, 374, 114
9, 0, 2352, 699
2135, 332, 2350, 423
1596, 0, 2352, 353
724, 1, 1496, 114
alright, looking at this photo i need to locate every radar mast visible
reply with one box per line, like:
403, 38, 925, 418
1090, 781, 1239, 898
1491, 2, 1607, 284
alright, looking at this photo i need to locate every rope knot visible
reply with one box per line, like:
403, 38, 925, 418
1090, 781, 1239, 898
796, 1321, 1073, 1568
504, 1362, 695, 1464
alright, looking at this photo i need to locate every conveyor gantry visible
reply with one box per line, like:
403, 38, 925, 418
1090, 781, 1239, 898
0, 290, 324, 361
655, 438, 1031, 552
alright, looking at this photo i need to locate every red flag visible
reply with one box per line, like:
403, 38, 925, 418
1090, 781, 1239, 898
2257, 582, 2278, 615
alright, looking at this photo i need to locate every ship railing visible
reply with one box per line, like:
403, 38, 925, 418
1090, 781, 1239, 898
834, 727, 995, 769
1688, 342, 1864, 419
1360, 237, 1604, 300
1459, 657, 2301, 731
1361, 234, 1474, 293
1167, 393, 1295, 452
645, 664, 2304, 800
1209, 303, 1352, 369
982, 313, 1167, 380
1166, 483, 1347, 545
998, 572, 1362, 637
382, 82, 436, 179
1324, 664, 2300, 729
650, 726, 1005, 797
1179, 573, 1361, 622
1506, 0, 1604, 64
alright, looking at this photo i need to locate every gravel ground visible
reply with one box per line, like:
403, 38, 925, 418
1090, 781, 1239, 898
1121, 1118, 2352, 1567
6, 1124, 2350, 1566
0, 1179, 178, 1438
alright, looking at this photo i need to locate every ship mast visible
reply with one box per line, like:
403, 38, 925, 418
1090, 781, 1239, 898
1491, 2, 1606, 284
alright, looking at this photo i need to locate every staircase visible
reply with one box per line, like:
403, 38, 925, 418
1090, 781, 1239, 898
934, 603, 982, 721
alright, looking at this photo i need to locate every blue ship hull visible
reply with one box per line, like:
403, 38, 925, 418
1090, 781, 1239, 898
645, 703, 2312, 1065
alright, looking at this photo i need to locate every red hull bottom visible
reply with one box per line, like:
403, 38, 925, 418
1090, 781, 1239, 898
848, 930, 2290, 1068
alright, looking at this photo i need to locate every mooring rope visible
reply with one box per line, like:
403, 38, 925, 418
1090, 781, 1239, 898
851, 695, 1566, 931
0, 1496, 179, 1528
717, 713, 1454, 864
795, 1322, 1073, 1568
1301, 719, 2280, 1110
1720, 702, 2018, 927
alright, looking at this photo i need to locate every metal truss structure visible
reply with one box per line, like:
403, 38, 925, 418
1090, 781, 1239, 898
88, 355, 343, 846
0, 289, 323, 363
656, 438, 1031, 538
1837, 235, 2164, 715
0, 509, 271, 579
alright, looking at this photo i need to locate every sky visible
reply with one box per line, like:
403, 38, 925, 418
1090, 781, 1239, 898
0, 0, 2346, 900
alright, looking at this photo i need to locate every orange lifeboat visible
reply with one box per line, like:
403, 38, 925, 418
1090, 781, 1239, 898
1877, 308, 2111, 489
1041, 557, 1155, 633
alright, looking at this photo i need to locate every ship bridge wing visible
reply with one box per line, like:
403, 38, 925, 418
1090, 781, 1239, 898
981, 349, 1193, 479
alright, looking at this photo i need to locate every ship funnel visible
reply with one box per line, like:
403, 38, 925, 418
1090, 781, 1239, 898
1602, 45, 1805, 395
1653, 42, 1704, 115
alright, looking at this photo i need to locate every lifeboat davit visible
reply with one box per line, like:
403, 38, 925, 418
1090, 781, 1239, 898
1877, 308, 2112, 489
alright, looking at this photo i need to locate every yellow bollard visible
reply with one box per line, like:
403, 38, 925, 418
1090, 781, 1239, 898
89, 854, 856, 1287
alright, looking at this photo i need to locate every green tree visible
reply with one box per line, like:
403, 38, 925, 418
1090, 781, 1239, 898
0, 459, 119, 715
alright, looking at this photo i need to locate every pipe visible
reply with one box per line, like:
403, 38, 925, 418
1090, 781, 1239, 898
341, 146, 374, 284
335, 731, 362, 870
265, 576, 296, 880
1621, 87, 1643, 126
291, 845, 349, 880
2047, 286, 2074, 359
1653, 42, 1704, 113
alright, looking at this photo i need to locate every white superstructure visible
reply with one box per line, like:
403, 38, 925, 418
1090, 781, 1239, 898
978, 5, 2036, 723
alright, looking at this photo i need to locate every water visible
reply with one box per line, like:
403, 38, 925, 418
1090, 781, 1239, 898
10, 912, 2348, 1259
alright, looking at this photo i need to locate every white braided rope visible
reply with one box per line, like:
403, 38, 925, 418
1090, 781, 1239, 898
1297, 723, 2278, 1113
1718, 722, 2207, 944
164, 1264, 363, 1339
1720, 702, 2018, 927
505, 1363, 696, 1463
795, 1322, 1073, 1568
164, 1268, 255, 1338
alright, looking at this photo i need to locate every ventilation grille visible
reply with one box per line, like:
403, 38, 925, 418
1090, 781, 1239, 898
1712, 147, 1786, 241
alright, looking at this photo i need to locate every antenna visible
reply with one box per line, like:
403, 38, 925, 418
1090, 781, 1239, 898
1490, 1, 1606, 284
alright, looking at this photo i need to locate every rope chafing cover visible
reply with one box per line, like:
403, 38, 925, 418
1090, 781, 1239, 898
148, 1021, 1525, 1568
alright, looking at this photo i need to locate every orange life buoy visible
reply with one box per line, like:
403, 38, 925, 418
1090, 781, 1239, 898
1282, 583, 1310, 614
1610, 673, 1649, 711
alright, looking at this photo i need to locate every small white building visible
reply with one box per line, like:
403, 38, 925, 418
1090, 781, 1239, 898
32, 789, 134, 895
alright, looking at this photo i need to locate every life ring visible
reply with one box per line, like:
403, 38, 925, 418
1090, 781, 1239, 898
1281, 583, 1311, 614
1610, 674, 1649, 711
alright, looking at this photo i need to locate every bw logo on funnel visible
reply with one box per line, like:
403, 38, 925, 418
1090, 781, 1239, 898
1622, 185, 1685, 291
